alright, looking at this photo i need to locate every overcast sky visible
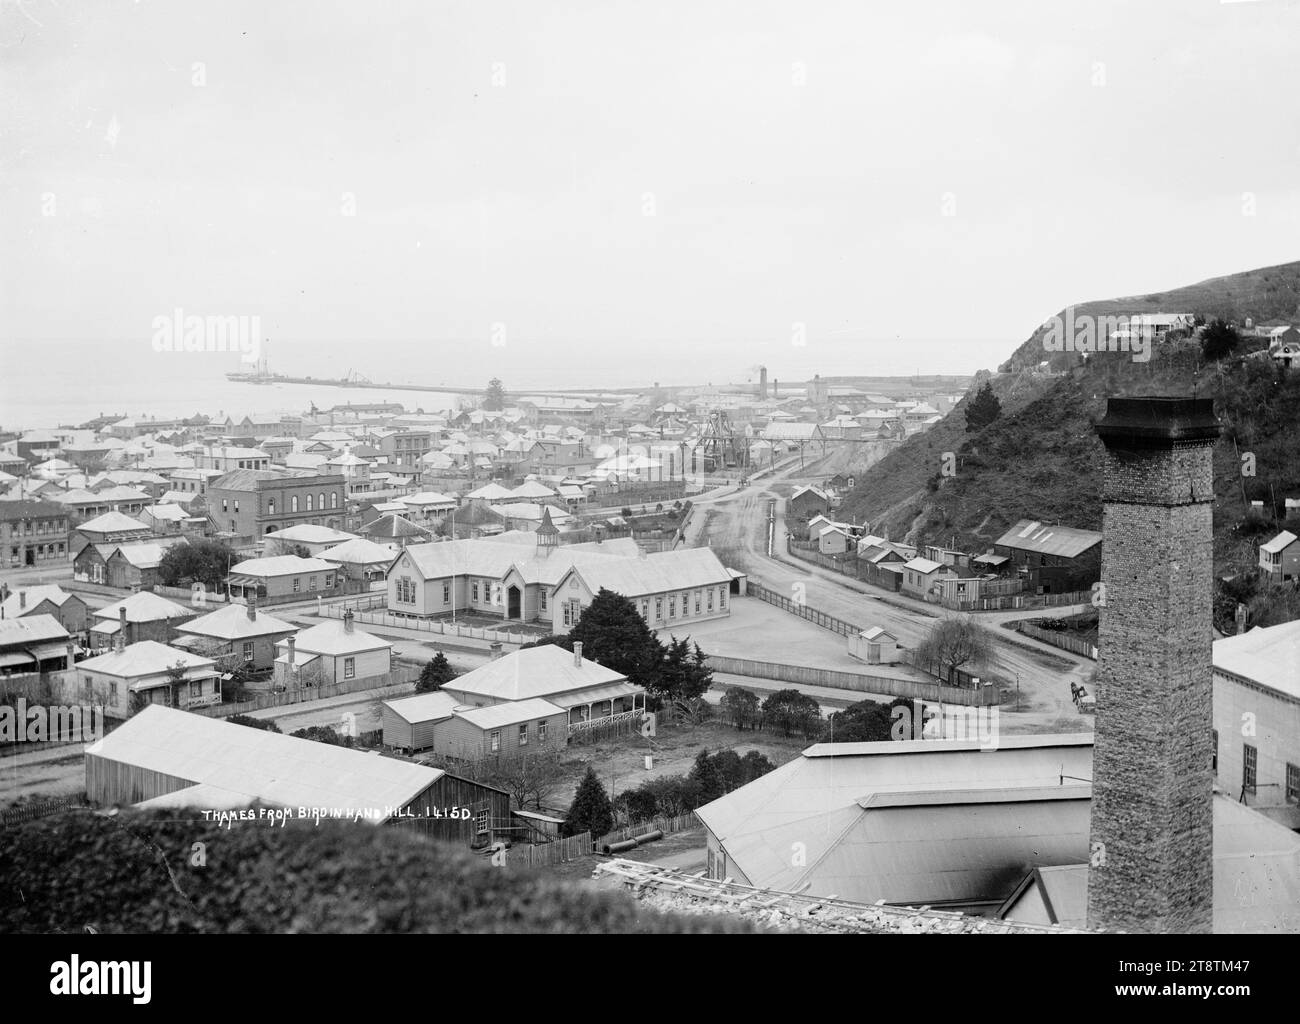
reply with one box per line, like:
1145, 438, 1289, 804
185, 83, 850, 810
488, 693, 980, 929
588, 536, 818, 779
4, 0, 1299, 385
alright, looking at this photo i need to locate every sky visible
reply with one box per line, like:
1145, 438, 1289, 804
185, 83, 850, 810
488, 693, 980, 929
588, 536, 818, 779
3, 0, 1300, 402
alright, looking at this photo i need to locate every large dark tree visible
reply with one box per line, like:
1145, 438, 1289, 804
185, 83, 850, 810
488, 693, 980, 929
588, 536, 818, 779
567, 589, 665, 692
719, 686, 759, 730
1201, 318, 1241, 361
822, 697, 913, 742
563, 767, 614, 838
760, 689, 822, 738
484, 378, 507, 412
657, 637, 713, 702
964, 381, 1002, 433
415, 652, 456, 693
688, 748, 725, 805
157, 538, 236, 588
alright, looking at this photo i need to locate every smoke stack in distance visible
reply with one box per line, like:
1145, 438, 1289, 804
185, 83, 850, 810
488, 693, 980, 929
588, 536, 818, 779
573, 641, 583, 667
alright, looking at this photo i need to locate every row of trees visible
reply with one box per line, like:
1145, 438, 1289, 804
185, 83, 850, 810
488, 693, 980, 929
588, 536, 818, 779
561, 747, 778, 839
716, 686, 951, 744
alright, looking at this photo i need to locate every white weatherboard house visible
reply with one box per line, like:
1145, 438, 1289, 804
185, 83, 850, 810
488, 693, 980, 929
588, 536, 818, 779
272, 611, 391, 688
438, 642, 646, 728
381, 690, 569, 758
76, 640, 221, 715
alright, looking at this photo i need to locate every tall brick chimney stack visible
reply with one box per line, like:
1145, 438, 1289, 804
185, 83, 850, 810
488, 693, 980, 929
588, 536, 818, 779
1087, 396, 1220, 934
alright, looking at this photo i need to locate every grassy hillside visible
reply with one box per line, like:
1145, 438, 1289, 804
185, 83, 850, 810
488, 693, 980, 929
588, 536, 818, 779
841, 259, 1300, 582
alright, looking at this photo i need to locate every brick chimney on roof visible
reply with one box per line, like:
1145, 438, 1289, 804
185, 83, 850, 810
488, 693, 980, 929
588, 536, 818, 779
18, 591, 25, 610
343, 608, 354, 634
573, 641, 583, 667
116, 606, 128, 652
246, 596, 256, 621
1087, 396, 1220, 935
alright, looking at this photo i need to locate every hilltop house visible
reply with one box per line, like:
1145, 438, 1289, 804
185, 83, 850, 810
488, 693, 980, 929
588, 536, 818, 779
1259, 530, 1300, 583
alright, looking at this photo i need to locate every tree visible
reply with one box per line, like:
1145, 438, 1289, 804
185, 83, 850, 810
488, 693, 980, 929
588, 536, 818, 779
739, 750, 775, 783
719, 686, 759, 730
620, 507, 634, 520
484, 378, 507, 412
761, 689, 821, 738
708, 749, 746, 793
415, 652, 456, 693
964, 382, 1002, 433
614, 786, 658, 823
226, 715, 281, 733
913, 615, 995, 682
563, 767, 614, 838
822, 697, 913, 742
157, 538, 236, 589
479, 750, 567, 811
291, 725, 354, 747
688, 749, 725, 804
1201, 318, 1241, 361
656, 637, 712, 702
568, 589, 665, 692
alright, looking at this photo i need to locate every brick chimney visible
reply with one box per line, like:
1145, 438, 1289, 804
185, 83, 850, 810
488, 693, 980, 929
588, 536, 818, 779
573, 641, 583, 667
286, 635, 296, 667
118, 606, 128, 649
246, 595, 257, 621
18, 591, 26, 610
343, 608, 354, 633
1087, 396, 1220, 934
489, 641, 503, 660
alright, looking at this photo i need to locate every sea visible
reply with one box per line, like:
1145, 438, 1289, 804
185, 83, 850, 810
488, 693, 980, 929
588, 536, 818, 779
0, 336, 1006, 431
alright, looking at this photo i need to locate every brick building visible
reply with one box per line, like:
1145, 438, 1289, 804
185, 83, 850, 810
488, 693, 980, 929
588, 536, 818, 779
206, 469, 347, 542
0, 500, 70, 568
1087, 396, 1220, 934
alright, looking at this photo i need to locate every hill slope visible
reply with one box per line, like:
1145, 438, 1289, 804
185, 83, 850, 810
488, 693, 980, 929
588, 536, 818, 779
840, 260, 1300, 579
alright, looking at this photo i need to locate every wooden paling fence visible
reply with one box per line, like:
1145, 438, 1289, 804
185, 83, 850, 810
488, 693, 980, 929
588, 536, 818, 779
1016, 621, 1098, 659
596, 811, 700, 849
195, 666, 420, 718
507, 831, 593, 870
747, 582, 862, 638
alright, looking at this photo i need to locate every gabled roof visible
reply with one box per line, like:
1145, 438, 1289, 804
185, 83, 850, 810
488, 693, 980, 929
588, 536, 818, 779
791, 485, 830, 503
360, 514, 433, 541
445, 644, 627, 702
902, 557, 948, 574
93, 591, 193, 623
382, 690, 465, 725
1260, 530, 1298, 554
107, 538, 188, 569
86, 704, 444, 822
994, 520, 1102, 559
1213, 618, 1300, 701
230, 554, 337, 577
77, 511, 150, 534
319, 537, 399, 565
0, 585, 79, 618
0, 614, 71, 646
77, 640, 216, 679
557, 546, 733, 599
453, 697, 567, 731
175, 603, 298, 642
276, 618, 390, 656
270, 524, 357, 545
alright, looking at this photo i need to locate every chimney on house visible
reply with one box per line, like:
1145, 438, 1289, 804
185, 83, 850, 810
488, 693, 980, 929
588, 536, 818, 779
343, 608, 354, 633
118, 606, 128, 646
1087, 396, 1220, 935
489, 641, 503, 660
286, 635, 296, 668
573, 641, 583, 667
246, 595, 257, 621
18, 591, 25, 610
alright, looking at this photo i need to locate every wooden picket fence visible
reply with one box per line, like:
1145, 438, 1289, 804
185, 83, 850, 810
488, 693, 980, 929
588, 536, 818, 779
507, 831, 593, 870
596, 811, 700, 849
1016, 621, 1098, 659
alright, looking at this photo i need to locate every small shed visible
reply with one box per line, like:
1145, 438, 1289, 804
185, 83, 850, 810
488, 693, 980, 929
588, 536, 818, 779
848, 626, 899, 665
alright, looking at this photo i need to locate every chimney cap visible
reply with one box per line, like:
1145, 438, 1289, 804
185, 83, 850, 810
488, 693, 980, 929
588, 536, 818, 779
1094, 396, 1220, 450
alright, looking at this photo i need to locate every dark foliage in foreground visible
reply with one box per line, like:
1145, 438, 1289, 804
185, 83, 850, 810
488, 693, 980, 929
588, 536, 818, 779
0, 810, 757, 934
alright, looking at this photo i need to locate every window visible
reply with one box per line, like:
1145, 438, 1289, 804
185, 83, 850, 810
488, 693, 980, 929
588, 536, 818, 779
319, 493, 326, 512
293, 577, 301, 592
233, 500, 239, 514
540, 588, 548, 612
306, 493, 314, 511
109, 681, 118, 702
1212, 729, 1218, 772
490, 730, 501, 753
669, 595, 676, 618
475, 808, 489, 834
331, 492, 338, 509
719, 587, 727, 609
309, 576, 318, 590
242, 641, 254, 662
707, 589, 714, 612
344, 657, 356, 680
569, 577, 578, 589
268, 499, 275, 515
292, 495, 299, 512
1243, 744, 1257, 795
695, 591, 701, 614
397, 576, 415, 604
472, 580, 480, 602
563, 601, 572, 627
655, 597, 663, 620
442, 581, 451, 603
640, 600, 649, 619
324, 575, 333, 588
190, 680, 202, 698
222, 499, 228, 512
1288, 763, 1300, 804
518, 723, 528, 747
538, 720, 547, 744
